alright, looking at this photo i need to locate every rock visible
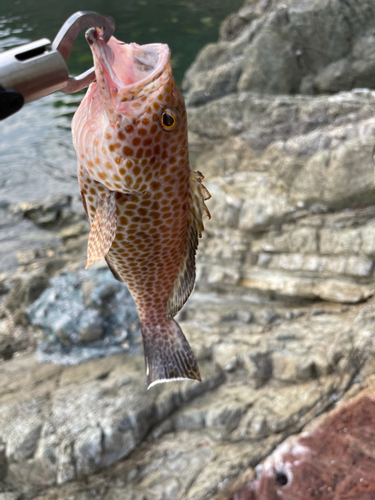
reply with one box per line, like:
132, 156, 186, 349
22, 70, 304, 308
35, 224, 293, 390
257, 253, 373, 278
31, 429, 60, 486
219, 5, 257, 42
230, 383, 375, 499
262, 310, 278, 324
0, 354, 225, 496
1, 402, 43, 462
1, 291, 375, 498
240, 271, 374, 303
238, 9, 302, 95
56, 440, 76, 485
184, 0, 375, 105
185, 60, 243, 107
0, 494, 21, 500
26, 267, 139, 364
289, 137, 375, 210
11, 195, 72, 228
184, 87, 375, 305
0, 317, 34, 360
79, 323, 104, 343
0, 441, 7, 481
4, 274, 50, 313
59, 222, 89, 240
252, 227, 318, 254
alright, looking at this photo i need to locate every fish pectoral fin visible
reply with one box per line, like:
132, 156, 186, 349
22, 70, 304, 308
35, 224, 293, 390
166, 171, 211, 318
86, 192, 117, 268
141, 319, 201, 389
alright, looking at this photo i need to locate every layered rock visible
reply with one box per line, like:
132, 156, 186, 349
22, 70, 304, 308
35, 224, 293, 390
189, 89, 375, 305
1, 294, 375, 499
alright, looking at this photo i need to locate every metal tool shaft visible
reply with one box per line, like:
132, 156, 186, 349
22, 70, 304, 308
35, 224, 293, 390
0, 39, 69, 103
0, 11, 115, 116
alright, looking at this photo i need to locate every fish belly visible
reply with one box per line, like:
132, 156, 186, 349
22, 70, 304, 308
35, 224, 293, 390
107, 190, 188, 322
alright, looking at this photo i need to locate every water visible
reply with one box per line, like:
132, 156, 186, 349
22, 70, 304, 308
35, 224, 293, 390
0, 0, 243, 205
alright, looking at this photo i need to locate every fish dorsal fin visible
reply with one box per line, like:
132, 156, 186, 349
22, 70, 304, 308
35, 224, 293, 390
86, 192, 117, 268
167, 171, 211, 318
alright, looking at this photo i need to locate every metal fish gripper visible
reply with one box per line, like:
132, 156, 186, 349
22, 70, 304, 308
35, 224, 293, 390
0, 11, 115, 119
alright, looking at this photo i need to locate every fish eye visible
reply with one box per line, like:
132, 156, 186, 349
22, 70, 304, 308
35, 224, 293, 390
161, 109, 177, 131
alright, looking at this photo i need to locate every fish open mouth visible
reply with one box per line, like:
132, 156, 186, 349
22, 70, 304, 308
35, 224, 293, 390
86, 28, 170, 104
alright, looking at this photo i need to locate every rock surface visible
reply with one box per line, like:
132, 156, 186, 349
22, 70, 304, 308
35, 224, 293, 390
187, 89, 375, 304
1, 0, 375, 499
27, 264, 139, 364
229, 378, 375, 499
183, 0, 375, 105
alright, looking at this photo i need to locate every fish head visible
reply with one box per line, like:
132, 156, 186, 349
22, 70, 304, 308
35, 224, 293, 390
72, 28, 189, 192
86, 28, 174, 118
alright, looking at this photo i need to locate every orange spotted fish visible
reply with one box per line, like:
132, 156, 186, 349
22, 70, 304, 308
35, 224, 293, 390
72, 28, 210, 388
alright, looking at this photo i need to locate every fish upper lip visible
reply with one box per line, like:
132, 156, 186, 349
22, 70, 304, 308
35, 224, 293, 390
86, 28, 170, 102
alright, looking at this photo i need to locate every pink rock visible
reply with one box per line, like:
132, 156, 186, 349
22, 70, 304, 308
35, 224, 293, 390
230, 393, 375, 499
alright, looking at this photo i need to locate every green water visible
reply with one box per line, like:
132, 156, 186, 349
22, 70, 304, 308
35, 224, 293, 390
0, 0, 243, 204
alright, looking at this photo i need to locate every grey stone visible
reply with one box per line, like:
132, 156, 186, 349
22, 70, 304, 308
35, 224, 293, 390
185, 61, 243, 107
263, 310, 278, 324
234, 378, 339, 440
258, 252, 373, 278
59, 222, 89, 240
0, 494, 21, 500
319, 227, 362, 256
11, 195, 72, 228
238, 11, 302, 94
246, 352, 273, 382
237, 311, 254, 324
26, 267, 139, 364
3, 410, 43, 462
360, 221, 375, 257
78, 324, 104, 343
0, 317, 33, 360
290, 138, 375, 210
240, 270, 374, 303
314, 58, 354, 93
32, 432, 60, 486
252, 227, 318, 254
4, 274, 50, 313
0, 441, 7, 481
56, 440, 76, 485
74, 426, 103, 477
239, 193, 294, 232
184, 0, 375, 108
203, 181, 243, 229
219, 5, 257, 42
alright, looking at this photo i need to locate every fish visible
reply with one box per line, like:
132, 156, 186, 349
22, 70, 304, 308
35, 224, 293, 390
72, 28, 210, 388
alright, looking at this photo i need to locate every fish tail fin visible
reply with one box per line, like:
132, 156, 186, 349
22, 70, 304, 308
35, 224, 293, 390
141, 319, 201, 389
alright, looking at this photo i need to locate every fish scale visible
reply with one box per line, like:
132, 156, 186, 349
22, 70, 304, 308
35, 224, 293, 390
72, 29, 210, 388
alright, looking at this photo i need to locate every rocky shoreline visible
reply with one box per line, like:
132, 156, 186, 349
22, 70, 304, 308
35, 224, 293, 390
2, 0, 375, 498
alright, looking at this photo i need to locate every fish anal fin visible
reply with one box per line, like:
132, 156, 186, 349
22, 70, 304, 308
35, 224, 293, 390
105, 255, 123, 282
86, 192, 117, 268
142, 319, 201, 388
166, 171, 211, 318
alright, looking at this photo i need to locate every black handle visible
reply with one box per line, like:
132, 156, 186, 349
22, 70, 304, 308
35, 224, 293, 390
0, 85, 24, 120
